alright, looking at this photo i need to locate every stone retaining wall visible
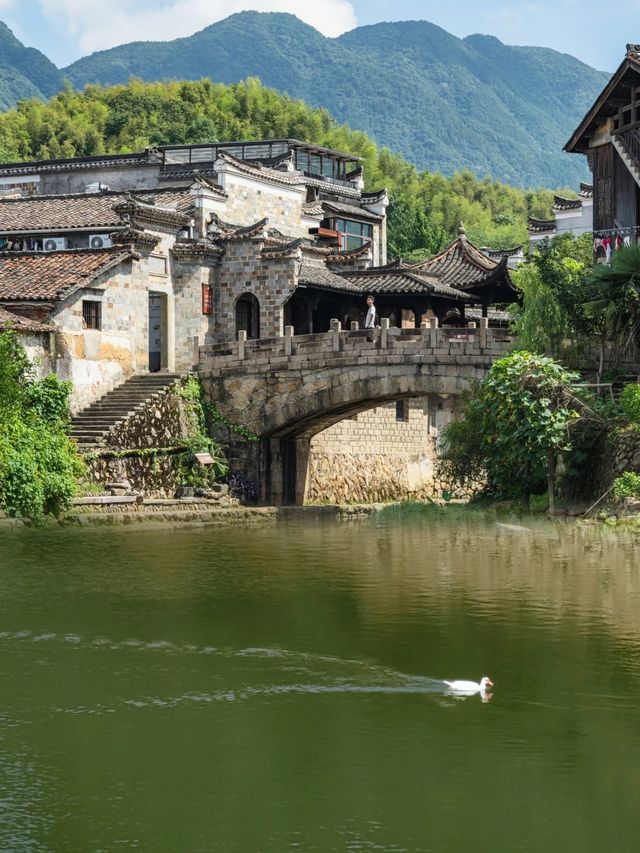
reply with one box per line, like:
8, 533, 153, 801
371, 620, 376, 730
592, 428, 640, 497
307, 397, 477, 504
85, 449, 188, 497
83, 379, 204, 496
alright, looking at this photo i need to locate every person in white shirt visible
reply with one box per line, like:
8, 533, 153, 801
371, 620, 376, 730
365, 295, 377, 328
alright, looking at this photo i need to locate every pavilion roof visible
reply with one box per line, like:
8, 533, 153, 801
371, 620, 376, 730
408, 225, 518, 299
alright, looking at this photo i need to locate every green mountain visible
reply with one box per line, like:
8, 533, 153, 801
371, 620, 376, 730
0, 22, 62, 110
62, 12, 609, 188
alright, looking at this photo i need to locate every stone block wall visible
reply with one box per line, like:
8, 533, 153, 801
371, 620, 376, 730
214, 240, 297, 341
217, 170, 306, 236
85, 449, 188, 497
172, 257, 217, 370
590, 428, 640, 498
307, 396, 470, 503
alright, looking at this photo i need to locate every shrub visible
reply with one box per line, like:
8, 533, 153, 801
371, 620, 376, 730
612, 471, 640, 502
0, 330, 83, 518
620, 384, 640, 425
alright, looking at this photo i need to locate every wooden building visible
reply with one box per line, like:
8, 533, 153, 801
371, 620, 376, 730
566, 45, 640, 240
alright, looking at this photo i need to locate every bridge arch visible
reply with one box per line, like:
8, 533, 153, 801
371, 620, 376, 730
199, 323, 512, 504
257, 367, 475, 504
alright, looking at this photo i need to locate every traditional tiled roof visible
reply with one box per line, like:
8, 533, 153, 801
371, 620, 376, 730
261, 238, 303, 259
0, 305, 53, 332
528, 218, 557, 233
462, 307, 511, 324
411, 225, 517, 299
361, 188, 388, 205
480, 245, 523, 259
0, 187, 196, 234
213, 217, 269, 242
321, 200, 383, 222
0, 152, 157, 179
341, 268, 479, 301
326, 243, 373, 264
302, 201, 324, 217
0, 248, 134, 302
298, 260, 360, 293
306, 177, 362, 199
170, 238, 224, 262
113, 193, 192, 229
553, 195, 582, 211
214, 150, 307, 189
579, 182, 594, 198
565, 46, 640, 153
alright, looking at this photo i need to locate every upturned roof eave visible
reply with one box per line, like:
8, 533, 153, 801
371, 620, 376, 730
564, 55, 640, 153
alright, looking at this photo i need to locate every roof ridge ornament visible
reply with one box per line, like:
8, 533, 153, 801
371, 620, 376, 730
458, 221, 467, 238
627, 44, 640, 56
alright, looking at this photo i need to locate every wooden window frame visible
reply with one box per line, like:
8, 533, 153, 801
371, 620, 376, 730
82, 299, 102, 330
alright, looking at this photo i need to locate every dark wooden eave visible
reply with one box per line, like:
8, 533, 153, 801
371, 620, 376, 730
565, 48, 640, 154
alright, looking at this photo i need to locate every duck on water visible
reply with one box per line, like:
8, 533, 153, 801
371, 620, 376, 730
444, 676, 494, 697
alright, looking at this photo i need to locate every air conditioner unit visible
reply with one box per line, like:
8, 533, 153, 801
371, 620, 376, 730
43, 237, 68, 252
88, 234, 113, 249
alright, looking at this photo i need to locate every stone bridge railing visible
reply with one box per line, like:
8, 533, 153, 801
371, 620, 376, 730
198, 318, 514, 377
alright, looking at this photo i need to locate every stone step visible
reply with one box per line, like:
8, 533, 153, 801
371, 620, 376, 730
70, 373, 184, 442
72, 409, 139, 419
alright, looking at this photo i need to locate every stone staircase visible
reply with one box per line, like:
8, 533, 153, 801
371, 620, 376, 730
70, 373, 182, 447
612, 130, 640, 189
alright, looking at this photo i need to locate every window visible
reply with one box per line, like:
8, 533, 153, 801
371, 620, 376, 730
202, 284, 213, 315
331, 218, 373, 252
82, 300, 101, 330
396, 400, 409, 423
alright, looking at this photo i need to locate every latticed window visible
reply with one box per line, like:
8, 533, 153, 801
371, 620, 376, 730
82, 300, 101, 330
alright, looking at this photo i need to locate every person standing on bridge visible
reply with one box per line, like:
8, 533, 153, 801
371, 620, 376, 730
365, 295, 377, 329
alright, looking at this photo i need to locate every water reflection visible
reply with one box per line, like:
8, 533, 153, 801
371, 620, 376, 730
0, 513, 639, 852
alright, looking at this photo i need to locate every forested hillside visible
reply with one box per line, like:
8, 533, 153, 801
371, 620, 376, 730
0, 78, 561, 255
63, 11, 608, 187
0, 22, 61, 110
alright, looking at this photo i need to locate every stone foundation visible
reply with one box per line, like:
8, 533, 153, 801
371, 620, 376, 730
306, 396, 474, 504
82, 377, 212, 497
591, 428, 640, 498
84, 449, 189, 497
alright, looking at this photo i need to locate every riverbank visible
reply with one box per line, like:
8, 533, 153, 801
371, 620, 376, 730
0, 500, 390, 530
2, 493, 639, 531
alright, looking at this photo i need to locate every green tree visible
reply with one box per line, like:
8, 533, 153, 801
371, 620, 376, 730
0, 78, 561, 255
586, 245, 640, 378
511, 233, 593, 358
440, 352, 581, 509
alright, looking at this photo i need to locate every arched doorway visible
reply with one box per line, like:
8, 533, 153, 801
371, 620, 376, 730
236, 293, 260, 339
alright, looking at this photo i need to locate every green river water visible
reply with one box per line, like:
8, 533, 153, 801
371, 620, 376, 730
1, 509, 639, 852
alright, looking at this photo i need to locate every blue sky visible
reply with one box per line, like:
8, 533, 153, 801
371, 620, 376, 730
0, 0, 633, 71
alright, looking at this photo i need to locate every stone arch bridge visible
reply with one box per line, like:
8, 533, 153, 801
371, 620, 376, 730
198, 320, 514, 504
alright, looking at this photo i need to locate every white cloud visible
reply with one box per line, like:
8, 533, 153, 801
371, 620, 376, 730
39, 0, 357, 54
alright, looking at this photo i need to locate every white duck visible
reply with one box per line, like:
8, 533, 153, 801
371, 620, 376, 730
444, 676, 494, 696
